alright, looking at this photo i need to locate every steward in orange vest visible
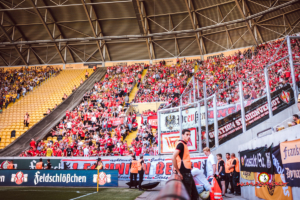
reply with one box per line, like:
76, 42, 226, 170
36, 158, 44, 170
229, 153, 241, 196
129, 155, 138, 189
172, 129, 198, 200
225, 153, 234, 194
138, 156, 146, 191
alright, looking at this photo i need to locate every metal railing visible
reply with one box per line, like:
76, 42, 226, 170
155, 174, 190, 200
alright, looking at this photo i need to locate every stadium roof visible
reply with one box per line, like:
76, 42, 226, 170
0, 0, 299, 66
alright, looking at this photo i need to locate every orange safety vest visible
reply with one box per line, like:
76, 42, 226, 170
138, 159, 145, 171
7, 164, 13, 169
176, 141, 192, 170
217, 159, 224, 173
233, 158, 240, 173
130, 160, 138, 173
36, 162, 43, 169
225, 159, 234, 173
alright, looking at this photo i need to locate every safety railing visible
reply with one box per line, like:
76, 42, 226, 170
155, 174, 190, 200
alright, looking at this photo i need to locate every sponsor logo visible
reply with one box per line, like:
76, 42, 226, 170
93, 172, 111, 185
0, 175, 5, 182
280, 91, 290, 104
0, 161, 11, 169
11, 171, 28, 185
258, 172, 270, 183
33, 171, 86, 185
165, 136, 180, 149
165, 115, 176, 130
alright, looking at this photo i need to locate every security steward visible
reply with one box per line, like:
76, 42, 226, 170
138, 155, 146, 191
7, 160, 14, 169
225, 153, 234, 194
172, 129, 199, 200
129, 155, 138, 189
229, 153, 241, 196
36, 158, 44, 170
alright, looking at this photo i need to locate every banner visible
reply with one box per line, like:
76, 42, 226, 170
240, 171, 255, 180
208, 85, 295, 147
0, 158, 61, 170
60, 156, 207, 181
132, 102, 165, 117
147, 115, 158, 128
240, 145, 274, 174
160, 128, 197, 154
254, 173, 292, 200
160, 106, 200, 132
280, 139, 300, 187
0, 169, 118, 187
110, 117, 124, 127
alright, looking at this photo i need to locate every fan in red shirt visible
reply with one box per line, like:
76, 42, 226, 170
135, 144, 142, 156
29, 138, 36, 150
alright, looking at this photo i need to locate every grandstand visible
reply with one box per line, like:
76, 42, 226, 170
0, 0, 300, 200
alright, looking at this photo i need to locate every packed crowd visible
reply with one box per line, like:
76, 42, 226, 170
19, 64, 160, 157
133, 58, 195, 103
180, 38, 300, 107
0, 67, 61, 111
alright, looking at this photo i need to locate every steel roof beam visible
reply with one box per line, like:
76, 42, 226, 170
234, 0, 258, 46
185, 0, 204, 55
81, 0, 105, 62
217, 5, 233, 48
0, 0, 297, 46
243, 0, 264, 43
29, 0, 65, 64
40, 0, 75, 63
0, 25, 28, 65
133, 0, 152, 59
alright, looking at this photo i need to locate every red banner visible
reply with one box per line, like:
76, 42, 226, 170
111, 118, 124, 127
147, 115, 158, 128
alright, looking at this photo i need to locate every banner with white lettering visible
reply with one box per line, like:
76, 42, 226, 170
60, 156, 207, 181
0, 169, 118, 187
208, 85, 295, 147
280, 138, 300, 187
160, 128, 197, 154
240, 145, 273, 174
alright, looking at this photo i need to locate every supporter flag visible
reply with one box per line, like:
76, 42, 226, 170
254, 173, 292, 200
240, 171, 254, 181
280, 139, 300, 187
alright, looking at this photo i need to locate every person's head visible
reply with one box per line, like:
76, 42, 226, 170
226, 153, 230, 160
39, 158, 42, 162
293, 114, 299, 121
203, 147, 211, 156
216, 153, 222, 160
231, 153, 236, 159
47, 159, 50, 163
140, 155, 143, 160
131, 155, 136, 160
182, 129, 191, 143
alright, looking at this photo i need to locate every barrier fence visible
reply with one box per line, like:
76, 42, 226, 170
158, 35, 300, 154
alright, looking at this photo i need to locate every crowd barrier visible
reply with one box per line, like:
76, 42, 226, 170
0, 169, 118, 187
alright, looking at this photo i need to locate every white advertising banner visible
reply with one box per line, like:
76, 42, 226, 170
160, 107, 199, 132
60, 155, 207, 181
161, 128, 197, 154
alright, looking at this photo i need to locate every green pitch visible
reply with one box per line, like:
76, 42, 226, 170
0, 187, 144, 200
